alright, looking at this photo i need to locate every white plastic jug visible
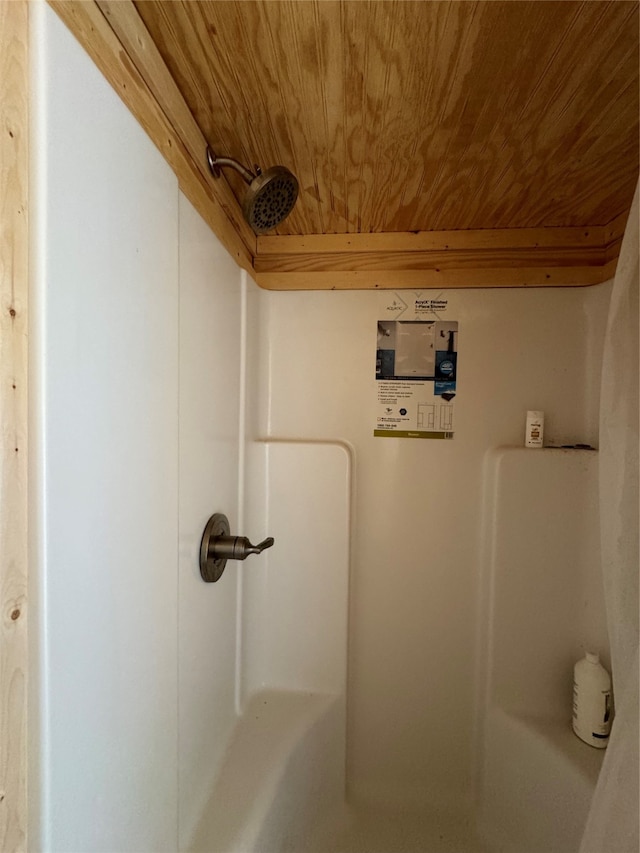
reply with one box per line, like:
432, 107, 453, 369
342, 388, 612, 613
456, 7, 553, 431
572, 652, 612, 748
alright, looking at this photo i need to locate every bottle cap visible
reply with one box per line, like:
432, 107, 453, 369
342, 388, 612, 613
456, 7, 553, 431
586, 652, 600, 664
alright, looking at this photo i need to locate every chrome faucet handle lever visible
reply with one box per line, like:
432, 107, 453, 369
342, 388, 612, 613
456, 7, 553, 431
200, 513, 274, 583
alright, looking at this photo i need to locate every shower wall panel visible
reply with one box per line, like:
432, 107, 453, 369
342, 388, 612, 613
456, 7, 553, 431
30, 7, 255, 850
260, 284, 612, 811
29, 3, 617, 842
30, 7, 179, 850
177, 195, 246, 847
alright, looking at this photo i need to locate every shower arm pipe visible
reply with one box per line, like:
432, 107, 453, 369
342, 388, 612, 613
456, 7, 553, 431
206, 147, 257, 185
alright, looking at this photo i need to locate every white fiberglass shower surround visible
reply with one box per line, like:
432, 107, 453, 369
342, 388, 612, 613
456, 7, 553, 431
29, 6, 638, 853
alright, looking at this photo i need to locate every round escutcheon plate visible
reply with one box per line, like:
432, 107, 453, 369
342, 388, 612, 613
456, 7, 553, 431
200, 513, 230, 582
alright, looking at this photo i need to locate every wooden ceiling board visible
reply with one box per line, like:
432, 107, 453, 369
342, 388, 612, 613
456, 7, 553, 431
134, 0, 638, 237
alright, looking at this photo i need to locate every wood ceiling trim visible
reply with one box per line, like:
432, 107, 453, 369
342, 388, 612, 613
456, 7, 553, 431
255, 246, 613, 274
604, 209, 632, 246
257, 226, 611, 254
49, 0, 256, 273
255, 262, 617, 292
254, 221, 621, 289
254, 264, 617, 289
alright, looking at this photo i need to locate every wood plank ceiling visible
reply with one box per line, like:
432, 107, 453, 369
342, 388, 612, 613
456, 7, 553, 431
135, 0, 639, 235
53, 0, 639, 288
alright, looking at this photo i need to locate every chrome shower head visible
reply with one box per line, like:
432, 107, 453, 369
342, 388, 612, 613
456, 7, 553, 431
206, 147, 299, 234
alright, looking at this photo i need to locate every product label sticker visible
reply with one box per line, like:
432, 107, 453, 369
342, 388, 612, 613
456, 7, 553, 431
414, 295, 449, 315
381, 291, 449, 319
375, 319, 458, 439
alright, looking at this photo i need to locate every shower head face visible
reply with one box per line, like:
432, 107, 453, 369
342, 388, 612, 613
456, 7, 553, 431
243, 166, 299, 234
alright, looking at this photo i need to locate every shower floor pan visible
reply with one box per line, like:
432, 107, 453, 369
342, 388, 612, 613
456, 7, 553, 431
307, 804, 491, 853
188, 687, 490, 853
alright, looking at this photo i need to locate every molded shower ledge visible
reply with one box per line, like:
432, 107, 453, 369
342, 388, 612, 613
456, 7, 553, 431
479, 706, 603, 853
188, 690, 344, 853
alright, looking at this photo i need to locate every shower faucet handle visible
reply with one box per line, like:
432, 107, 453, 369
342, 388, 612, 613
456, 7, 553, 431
215, 533, 274, 560
199, 513, 274, 583
241, 536, 275, 557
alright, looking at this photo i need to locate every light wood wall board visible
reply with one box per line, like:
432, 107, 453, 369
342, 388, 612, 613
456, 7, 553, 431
0, 1, 28, 849
49, 0, 257, 273
134, 0, 639, 236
